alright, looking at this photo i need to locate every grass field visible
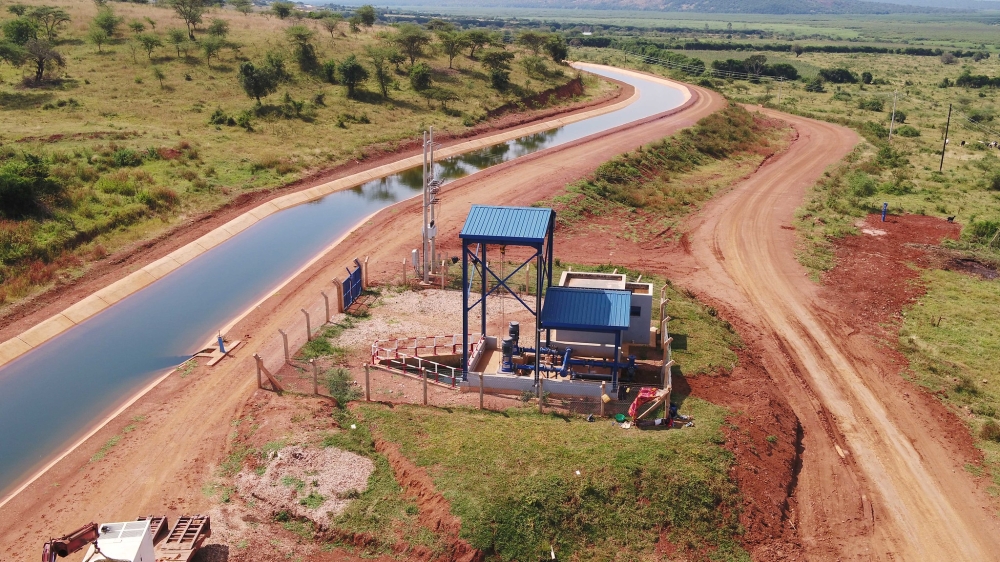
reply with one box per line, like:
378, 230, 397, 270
357, 402, 745, 561
0, 0, 603, 308
900, 269, 1000, 487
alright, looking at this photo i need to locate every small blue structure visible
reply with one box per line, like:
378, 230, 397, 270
882, 202, 888, 222
540, 287, 632, 389
460, 205, 556, 385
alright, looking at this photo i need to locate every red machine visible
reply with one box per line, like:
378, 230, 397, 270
41, 522, 99, 562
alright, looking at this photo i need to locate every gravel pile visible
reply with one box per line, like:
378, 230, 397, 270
235, 445, 374, 527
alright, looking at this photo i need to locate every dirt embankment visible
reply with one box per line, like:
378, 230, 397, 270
0, 78, 628, 346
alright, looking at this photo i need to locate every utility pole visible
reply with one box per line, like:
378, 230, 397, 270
888, 91, 898, 142
776, 79, 782, 107
940, 103, 952, 173
421, 127, 440, 284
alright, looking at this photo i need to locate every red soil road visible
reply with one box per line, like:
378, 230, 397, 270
0, 79, 723, 557
673, 111, 1000, 559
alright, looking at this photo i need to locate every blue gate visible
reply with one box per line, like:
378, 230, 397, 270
343, 258, 363, 309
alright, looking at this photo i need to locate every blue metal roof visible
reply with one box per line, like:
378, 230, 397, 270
540, 287, 631, 332
459, 205, 553, 245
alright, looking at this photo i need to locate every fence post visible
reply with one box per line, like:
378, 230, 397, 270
402, 259, 407, 286
365, 363, 371, 402
310, 359, 319, 395
441, 260, 446, 289
422, 367, 428, 406
279, 329, 290, 364
600, 382, 606, 418
256, 356, 262, 388
538, 378, 544, 413
321, 292, 330, 323
302, 309, 311, 341
363, 256, 369, 289
479, 374, 484, 410
333, 279, 344, 313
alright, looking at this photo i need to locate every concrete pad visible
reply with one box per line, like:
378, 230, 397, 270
0, 337, 34, 366
193, 228, 233, 252
62, 294, 112, 324
18, 314, 76, 348
98, 271, 157, 305
142, 255, 182, 280
168, 242, 206, 266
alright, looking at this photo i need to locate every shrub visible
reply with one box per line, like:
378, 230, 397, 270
0, 154, 63, 219
858, 98, 885, 112
847, 172, 877, 197
326, 367, 360, 408
981, 420, 1000, 442
111, 149, 142, 167
819, 68, 858, 84
895, 125, 920, 138
409, 62, 431, 91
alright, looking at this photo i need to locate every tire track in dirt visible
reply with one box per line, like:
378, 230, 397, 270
675, 110, 1000, 559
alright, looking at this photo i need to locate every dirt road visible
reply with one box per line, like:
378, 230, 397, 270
675, 110, 1000, 559
0, 76, 724, 557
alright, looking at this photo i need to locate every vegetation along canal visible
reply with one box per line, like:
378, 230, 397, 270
0, 65, 686, 500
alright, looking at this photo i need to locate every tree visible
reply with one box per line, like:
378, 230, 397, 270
92, 7, 122, 37
129, 20, 146, 35
409, 61, 431, 91
0, 41, 27, 68
28, 7, 70, 42
348, 15, 361, 33
337, 54, 368, 98
744, 54, 767, 76
201, 35, 223, 67
166, 28, 187, 57
861, 71, 873, 85
271, 1, 294, 19
171, 0, 205, 40
791, 44, 803, 57
437, 30, 469, 69
425, 18, 454, 32
151, 65, 165, 87
144, 16, 157, 32
465, 29, 491, 59
388, 49, 405, 72
7, 4, 28, 16
366, 45, 392, 98
137, 33, 162, 59
231, 0, 253, 15
516, 30, 547, 55
941, 51, 957, 65
237, 59, 281, 103
24, 39, 62, 83
480, 48, 513, 72
208, 18, 229, 38
2, 17, 39, 45
355, 5, 376, 29
480, 49, 512, 90
543, 34, 567, 63
286, 25, 318, 72
393, 23, 430, 66
86, 28, 108, 52
321, 14, 343, 38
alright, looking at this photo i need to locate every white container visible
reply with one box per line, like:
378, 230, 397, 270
82, 520, 155, 562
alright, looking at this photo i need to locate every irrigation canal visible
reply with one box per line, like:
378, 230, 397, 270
0, 65, 687, 499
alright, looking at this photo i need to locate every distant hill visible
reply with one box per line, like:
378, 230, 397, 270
867, 0, 1000, 8
368, 0, 952, 14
